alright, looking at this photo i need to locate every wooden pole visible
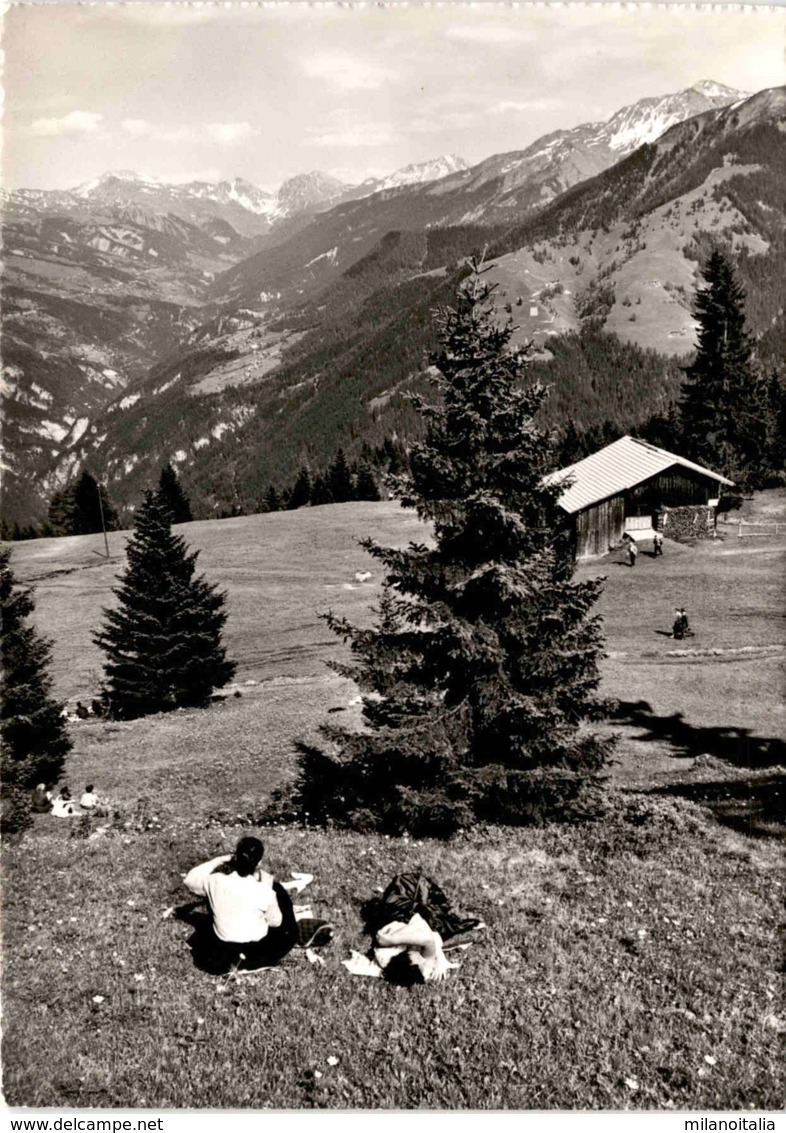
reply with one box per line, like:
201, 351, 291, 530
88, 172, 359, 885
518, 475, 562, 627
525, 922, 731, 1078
97, 482, 110, 559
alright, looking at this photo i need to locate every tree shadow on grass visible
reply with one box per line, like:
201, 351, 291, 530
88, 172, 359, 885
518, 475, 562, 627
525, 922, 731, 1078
612, 699, 786, 769
613, 699, 786, 838
654, 774, 785, 839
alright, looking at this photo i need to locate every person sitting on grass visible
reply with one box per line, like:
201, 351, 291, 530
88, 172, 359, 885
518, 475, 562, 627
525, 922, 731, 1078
80, 784, 98, 810
78, 783, 111, 817
183, 836, 298, 975
31, 783, 52, 814
672, 607, 692, 640
51, 787, 77, 817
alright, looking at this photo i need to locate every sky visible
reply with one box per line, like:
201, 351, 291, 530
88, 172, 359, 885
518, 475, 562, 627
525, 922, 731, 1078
3, 2, 785, 192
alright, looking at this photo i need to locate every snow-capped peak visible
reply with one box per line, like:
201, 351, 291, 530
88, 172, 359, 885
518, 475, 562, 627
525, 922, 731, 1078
601, 80, 748, 153
690, 80, 741, 99
73, 170, 159, 197
355, 154, 470, 198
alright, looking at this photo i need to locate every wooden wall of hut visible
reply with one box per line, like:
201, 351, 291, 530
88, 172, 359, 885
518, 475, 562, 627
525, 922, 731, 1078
575, 495, 625, 558
627, 468, 712, 512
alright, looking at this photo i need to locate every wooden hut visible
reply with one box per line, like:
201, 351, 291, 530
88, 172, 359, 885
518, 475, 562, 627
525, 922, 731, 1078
545, 436, 734, 559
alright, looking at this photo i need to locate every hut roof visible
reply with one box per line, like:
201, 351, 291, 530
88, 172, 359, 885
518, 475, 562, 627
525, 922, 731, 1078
544, 435, 734, 515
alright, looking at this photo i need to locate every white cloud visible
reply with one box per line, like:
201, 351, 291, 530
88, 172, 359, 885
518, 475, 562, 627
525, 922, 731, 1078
121, 119, 194, 142
157, 169, 223, 185
121, 118, 153, 137
301, 53, 392, 92
305, 124, 398, 149
445, 23, 534, 46
489, 99, 562, 116
205, 122, 258, 146
30, 110, 103, 137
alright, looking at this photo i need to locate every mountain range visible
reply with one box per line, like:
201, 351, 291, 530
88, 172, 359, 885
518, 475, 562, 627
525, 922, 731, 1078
3, 80, 784, 528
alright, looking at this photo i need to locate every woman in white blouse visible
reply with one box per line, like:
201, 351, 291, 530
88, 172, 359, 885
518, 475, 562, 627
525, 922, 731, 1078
184, 836, 298, 974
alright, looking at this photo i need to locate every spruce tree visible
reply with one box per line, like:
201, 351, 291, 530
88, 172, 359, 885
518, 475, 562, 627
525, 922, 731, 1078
286, 261, 611, 836
156, 463, 193, 524
355, 462, 381, 502
328, 449, 354, 503
94, 492, 235, 719
72, 471, 118, 535
263, 485, 282, 513
47, 485, 77, 536
310, 475, 333, 506
557, 419, 586, 467
680, 251, 763, 479
288, 467, 312, 510
48, 472, 117, 536
1, 546, 71, 831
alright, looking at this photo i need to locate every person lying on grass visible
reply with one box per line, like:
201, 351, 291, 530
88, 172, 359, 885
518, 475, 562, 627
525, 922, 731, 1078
183, 836, 298, 975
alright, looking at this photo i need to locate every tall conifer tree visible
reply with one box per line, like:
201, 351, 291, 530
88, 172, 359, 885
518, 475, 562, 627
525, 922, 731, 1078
1, 547, 71, 832
95, 492, 235, 719
288, 261, 611, 835
680, 251, 763, 479
354, 462, 381, 502
156, 463, 193, 524
288, 467, 313, 510
328, 449, 354, 503
47, 471, 117, 537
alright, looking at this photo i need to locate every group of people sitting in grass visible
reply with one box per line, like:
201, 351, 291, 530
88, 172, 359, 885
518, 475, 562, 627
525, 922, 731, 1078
31, 782, 109, 817
183, 836, 481, 984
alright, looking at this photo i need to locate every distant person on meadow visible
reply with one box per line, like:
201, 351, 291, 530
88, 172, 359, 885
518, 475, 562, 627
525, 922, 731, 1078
653, 531, 664, 557
183, 836, 298, 974
626, 537, 638, 567
672, 608, 691, 640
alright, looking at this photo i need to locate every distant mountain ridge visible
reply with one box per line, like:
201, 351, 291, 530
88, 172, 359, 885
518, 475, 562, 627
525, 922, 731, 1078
47, 156, 475, 237
54, 85, 785, 528
3, 79, 773, 527
212, 80, 748, 307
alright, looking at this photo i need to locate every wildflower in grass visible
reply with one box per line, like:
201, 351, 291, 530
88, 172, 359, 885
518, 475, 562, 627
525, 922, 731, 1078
92, 995, 105, 1004
327, 1056, 339, 1067
704, 1055, 717, 1065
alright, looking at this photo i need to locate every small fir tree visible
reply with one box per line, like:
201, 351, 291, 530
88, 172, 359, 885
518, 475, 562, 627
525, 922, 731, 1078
328, 448, 354, 503
680, 251, 763, 479
94, 492, 235, 719
763, 369, 786, 481
288, 467, 313, 510
557, 419, 586, 467
156, 463, 193, 524
72, 471, 118, 535
48, 472, 117, 536
284, 261, 611, 836
310, 475, 333, 506
47, 485, 78, 536
1, 546, 71, 832
354, 462, 381, 501
263, 485, 282, 513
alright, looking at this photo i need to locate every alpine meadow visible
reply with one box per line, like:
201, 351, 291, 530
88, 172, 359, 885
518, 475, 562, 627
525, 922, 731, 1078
1, 3, 784, 1118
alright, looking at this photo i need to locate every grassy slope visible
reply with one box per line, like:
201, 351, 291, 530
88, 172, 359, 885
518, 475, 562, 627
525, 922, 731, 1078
3, 498, 784, 1109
